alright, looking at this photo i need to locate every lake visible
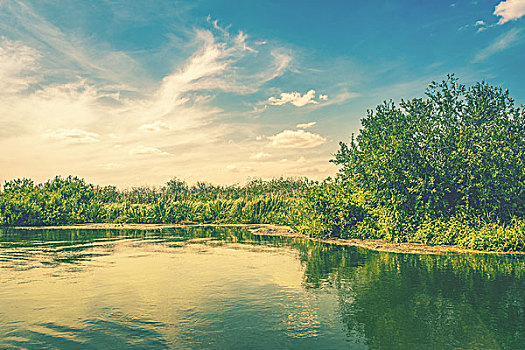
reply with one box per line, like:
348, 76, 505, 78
0, 226, 524, 349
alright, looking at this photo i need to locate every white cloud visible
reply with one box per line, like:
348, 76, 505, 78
0, 38, 40, 95
0, 22, 298, 182
250, 152, 271, 160
474, 20, 488, 31
268, 130, 326, 148
129, 145, 169, 156
296, 121, 317, 129
0, 5, 341, 186
139, 120, 169, 132
494, 0, 525, 24
473, 28, 523, 62
268, 89, 319, 107
44, 128, 100, 144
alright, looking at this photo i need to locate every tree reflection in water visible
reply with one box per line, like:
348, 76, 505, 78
1, 227, 524, 349
291, 238, 525, 349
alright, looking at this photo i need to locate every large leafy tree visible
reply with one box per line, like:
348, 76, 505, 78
333, 75, 525, 223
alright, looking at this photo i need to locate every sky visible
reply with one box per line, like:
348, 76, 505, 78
1, 0, 524, 187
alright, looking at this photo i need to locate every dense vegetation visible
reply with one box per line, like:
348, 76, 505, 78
0, 176, 304, 226
1, 76, 524, 251
295, 75, 525, 251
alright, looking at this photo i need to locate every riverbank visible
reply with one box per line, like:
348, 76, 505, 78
7, 223, 525, 256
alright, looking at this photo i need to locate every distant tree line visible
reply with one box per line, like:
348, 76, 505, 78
0, 176, 305, 226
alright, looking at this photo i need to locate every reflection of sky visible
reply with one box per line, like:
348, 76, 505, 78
0, 234, 354, 348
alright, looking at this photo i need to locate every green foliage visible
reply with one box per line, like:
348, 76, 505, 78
292, 178, 365, 238
0, 176, 96, 226
299, 75, 525, 250
413, 216, 525, 252
334, 75, 525, 223
0, 176, 303, 227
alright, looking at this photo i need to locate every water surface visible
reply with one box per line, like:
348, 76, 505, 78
1, 227, 524, 349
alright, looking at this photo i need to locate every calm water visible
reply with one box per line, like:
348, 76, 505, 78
0, 227, 524, 349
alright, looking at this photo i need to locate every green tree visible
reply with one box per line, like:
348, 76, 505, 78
333, 75, 525, 232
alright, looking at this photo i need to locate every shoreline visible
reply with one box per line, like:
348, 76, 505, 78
5, 223, 525, 256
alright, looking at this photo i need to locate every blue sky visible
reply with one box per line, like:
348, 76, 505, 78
1, 0, 524, 186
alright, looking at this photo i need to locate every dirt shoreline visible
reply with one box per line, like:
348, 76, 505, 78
7, 223, 525, 256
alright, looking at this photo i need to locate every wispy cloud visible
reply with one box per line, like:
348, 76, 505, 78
129, 145, 169, 156
249, 152, 271, 160
296, 122, 317, 129
268, 130, 326, 148
0, 37, 40, 94
473, 28, 523, 62
0, 1, 143, 87
264, 50, 292, 82
235, 31, 257, 53
139, 120, 170, 132
494, 0, 525, 24
310, 91, 358, 109
206, 15, 231, 37
44, 128, 100, 144
0, 7, 329, 185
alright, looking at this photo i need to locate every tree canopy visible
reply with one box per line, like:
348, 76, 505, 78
333, 75, 525, 225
